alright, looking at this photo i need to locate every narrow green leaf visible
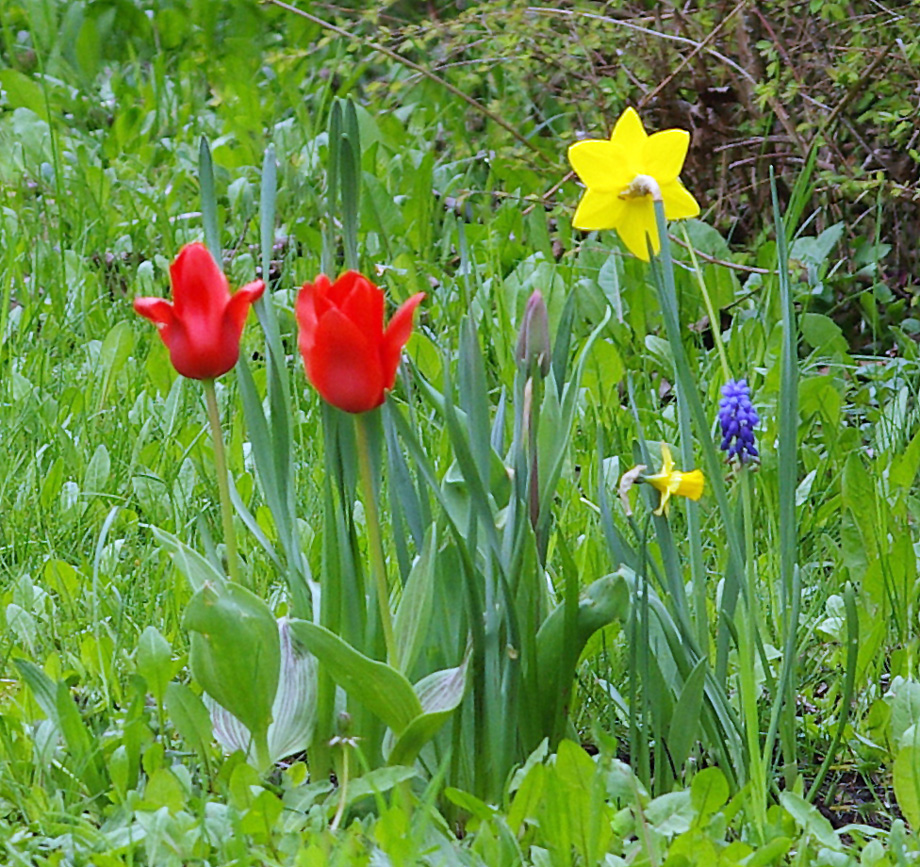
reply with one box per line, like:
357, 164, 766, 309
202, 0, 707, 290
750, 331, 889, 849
199, 136, 221, 260
13, 658, 58, 723
534, 573, 628, 739
150, 526, 225, 593
164, 682, 214, 766
667, 657, 707, 771
56, 682, 107, 794
393, 527, 437, 675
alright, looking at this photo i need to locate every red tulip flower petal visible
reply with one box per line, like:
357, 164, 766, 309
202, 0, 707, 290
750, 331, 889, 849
133, 242, 261, 380
307, 307, 386, 414
169, 243, 230, 320
381, 293, 425, 390
225, 280, 266, 335
339, 272, 386, 345
304, 274, 332, 324
134, 297, 176, 327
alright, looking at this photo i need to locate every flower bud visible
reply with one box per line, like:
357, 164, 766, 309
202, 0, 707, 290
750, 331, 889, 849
516, 290, 551, 378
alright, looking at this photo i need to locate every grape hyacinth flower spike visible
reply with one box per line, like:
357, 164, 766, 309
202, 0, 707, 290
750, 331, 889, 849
719, 379, 759, 463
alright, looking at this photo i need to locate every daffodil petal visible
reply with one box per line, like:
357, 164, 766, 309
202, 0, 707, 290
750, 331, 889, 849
572, 188, 626, 231
611, 107, 647, 153
661, 179, 701, 219
568, 140, 632, 192
644, 129, 690, 184
615, 198, 658, 261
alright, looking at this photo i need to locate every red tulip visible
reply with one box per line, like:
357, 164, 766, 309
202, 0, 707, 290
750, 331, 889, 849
134, 243, 265, 380
296, 271, 424, 413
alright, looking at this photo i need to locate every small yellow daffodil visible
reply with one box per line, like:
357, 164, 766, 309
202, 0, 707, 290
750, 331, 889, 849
568, 107, 700, 261
643, 443, 705, 516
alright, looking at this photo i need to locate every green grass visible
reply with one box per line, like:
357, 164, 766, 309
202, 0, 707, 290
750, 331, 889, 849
1, 0, 920, 863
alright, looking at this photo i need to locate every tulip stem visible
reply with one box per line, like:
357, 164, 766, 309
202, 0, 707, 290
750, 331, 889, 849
355, 413, 397, 668
203, 378, 242, 586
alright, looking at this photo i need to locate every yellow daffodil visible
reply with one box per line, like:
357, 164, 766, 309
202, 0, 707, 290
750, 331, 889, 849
643, 443, 705, 516
568, 107, 700, 261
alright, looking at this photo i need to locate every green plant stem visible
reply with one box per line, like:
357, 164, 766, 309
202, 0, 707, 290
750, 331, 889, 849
254, 728, 272, 776
330, 741, 350, 832
736, 594, 766, 843
355, 413, 397, 667
680, 224, 732, 382
202, 378, 242, 585
739, 467, 766, 841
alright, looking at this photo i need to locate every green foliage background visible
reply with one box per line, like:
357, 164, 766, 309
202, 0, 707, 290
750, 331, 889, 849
1, 0, 920, 863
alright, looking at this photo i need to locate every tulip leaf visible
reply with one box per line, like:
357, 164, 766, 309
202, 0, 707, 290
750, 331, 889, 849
667, 657, 707, 771
533, 573, 628, 740
184, 582, 279, 762
289, 620, 422, 734
393, 527, 437, 676
387, 658, 468, 767
198, 136, 221, 261
208, 619, 317, 766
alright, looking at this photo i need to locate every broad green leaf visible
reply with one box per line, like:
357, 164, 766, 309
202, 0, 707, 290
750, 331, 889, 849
240, 789, 284, 841
98, 321, 135, 390
387, 658, 468, 766
552, 739, 611, 863
779, 790, 840, 850
690, 766, 728, 820
135, 626, 174, 705
801, 313, 848, 357
83, 444, 111, 494
889, 678, 920, 747
0, 71, 49, 121
184, 582, 279, 756
444, 787, 495, 821
341, 766, 417, 811
533, 572, 628, 738
209, 619, 317, 765
289, 621, 422, 734
645, 791, 694, 836
143, 768, 186, 814
893, 725, 920, 829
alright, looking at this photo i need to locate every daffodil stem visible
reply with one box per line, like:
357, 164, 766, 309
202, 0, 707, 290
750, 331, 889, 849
680, 224, 732, 382
355, 413, 397, 668
736, 593, 766, 843
203, 378, 242, 586
738, 467, 766, 841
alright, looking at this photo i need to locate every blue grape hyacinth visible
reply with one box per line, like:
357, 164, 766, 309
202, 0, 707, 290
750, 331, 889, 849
719, 379, 759, 463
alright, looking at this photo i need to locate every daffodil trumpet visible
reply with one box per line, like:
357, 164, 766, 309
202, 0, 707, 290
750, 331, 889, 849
623, 443, 705, 517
